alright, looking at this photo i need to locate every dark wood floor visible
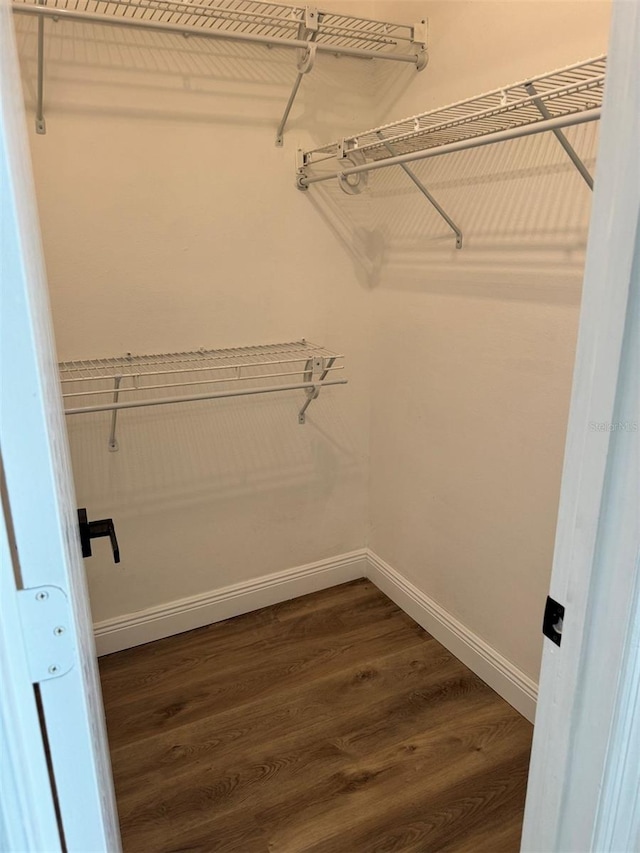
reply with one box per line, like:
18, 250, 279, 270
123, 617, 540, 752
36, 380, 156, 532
99, 579, 533, 853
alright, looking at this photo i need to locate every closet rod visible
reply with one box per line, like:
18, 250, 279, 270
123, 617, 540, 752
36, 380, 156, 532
299, 108, 601, 188
14, 4, 420, 64
64, 378, 348, 415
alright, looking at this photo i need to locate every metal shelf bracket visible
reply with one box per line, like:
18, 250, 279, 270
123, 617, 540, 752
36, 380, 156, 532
276, 10, 428, 146
337, 147, 369, 195
525, 82, 594, 190
276, 7, 318, 146
108, 375, 122, 451
35, 4, 46, 134
298, 355, 334, 424
295, 148, 310, 190
376, 132, 462, 248
413, 19, 428, 72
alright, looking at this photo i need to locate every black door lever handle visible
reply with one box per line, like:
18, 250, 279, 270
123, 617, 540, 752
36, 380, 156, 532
78, 508, 120, 563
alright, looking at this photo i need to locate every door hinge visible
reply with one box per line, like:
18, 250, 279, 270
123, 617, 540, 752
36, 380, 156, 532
543, 595, 565, 647
17, 586, 75, 683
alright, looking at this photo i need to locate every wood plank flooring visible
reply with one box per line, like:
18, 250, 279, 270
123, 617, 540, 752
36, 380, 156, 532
99, 579, 533, 853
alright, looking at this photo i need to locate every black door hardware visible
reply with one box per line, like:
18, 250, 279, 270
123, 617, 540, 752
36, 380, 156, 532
77, 508, 120, 563
542, 595, 564, 646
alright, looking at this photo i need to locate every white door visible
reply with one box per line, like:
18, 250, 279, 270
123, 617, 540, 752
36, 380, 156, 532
522, 1, 640, 850
0, 2, 121, 850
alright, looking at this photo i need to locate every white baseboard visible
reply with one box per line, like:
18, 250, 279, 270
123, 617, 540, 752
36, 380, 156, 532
93, 547, 537, 723
365, 550, 538, 723
94, 550, 368, 656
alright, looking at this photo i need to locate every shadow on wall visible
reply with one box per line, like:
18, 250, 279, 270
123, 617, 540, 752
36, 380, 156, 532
13, 14, 400, 142
69, 388, 366, 614
304, 120, 599, 303
67, 389, 361, 519
371, 54, 424, 126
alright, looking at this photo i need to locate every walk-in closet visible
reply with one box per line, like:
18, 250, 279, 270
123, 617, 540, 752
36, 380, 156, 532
4, 0, 629, 849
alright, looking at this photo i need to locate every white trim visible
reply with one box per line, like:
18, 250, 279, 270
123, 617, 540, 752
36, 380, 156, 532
593, 566, 640, 852
0, 485, 61, 852
522, 3, 640, 849
1, 0, 120, 846
365, 551, 538, 723
94, 550, 368, 656
94, 548, 538, 724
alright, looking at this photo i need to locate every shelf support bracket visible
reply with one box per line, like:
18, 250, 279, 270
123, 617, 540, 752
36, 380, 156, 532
35, 3, 46, 134
411, 19, 428, 72
525, 82, 594, 190
299, 356, 334, 424
108, 375, 122, 451
275, 7, 318, 146
376, 132, 462, 248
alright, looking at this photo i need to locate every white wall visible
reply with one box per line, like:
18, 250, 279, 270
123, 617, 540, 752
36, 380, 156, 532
363, 0, 610, 681
14, 5, 377, 621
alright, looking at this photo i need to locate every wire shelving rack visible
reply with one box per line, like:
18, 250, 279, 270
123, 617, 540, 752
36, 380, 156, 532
59, 340, 347, 450
297, 55, 606, 247
12, 0, 427, 140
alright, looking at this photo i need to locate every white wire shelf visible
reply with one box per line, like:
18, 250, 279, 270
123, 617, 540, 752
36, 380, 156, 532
297, 56, 605, 248
13, 0, 417, 55
12, 0, 427, 139
302, 55, 605, 165
59, 340, 347, 449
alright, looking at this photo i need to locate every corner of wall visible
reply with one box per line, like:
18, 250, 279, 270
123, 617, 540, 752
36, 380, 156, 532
365, 549, 537, 722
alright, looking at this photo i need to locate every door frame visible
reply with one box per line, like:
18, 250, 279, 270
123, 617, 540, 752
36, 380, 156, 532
1, 0, 638, 847
521, 0, 640, 849
0, 0, 121, 848
0, 494, 62, 852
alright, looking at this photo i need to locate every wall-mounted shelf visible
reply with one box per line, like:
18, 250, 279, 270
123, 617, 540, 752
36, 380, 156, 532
12, 0, 427, 140
297, 55, 606, 248
59, 340, 347, 450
